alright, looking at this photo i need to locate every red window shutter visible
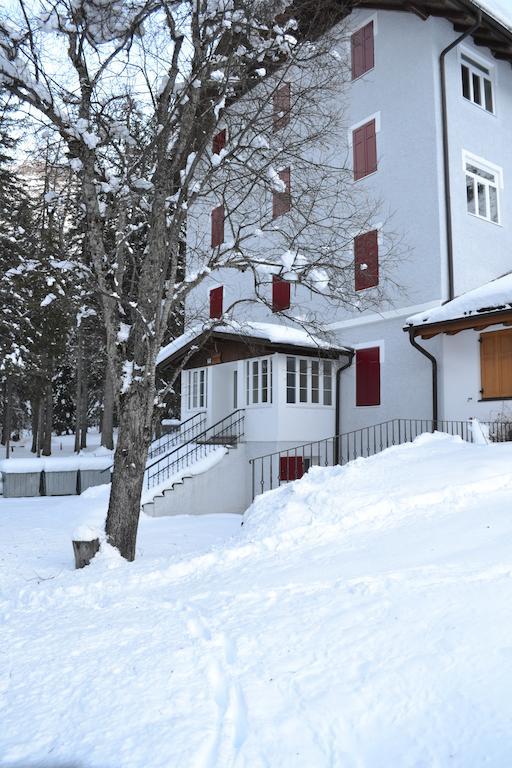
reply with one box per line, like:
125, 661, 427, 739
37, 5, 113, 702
351, 28, 365, 79
353, 119, 377, 180
356, 347, 381, 406
355, 230, 379, 291
272, 167, 291, 218
279, 456, 304, 481
363, 21, 375, 72
272, 274, 291, 312
209, 286, 223, 319
212, 128, 226, 155
211, 205, 224, 247
273, 83, 291, 131
352, 22, 374, 80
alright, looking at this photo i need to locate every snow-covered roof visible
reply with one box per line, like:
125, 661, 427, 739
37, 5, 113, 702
474, 0, 512, 32
157, 321, 350, 366
406, 272, 512, 328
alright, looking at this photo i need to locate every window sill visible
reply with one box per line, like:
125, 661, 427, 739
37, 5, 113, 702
467, 211, 502, 228
479, 396, 512, 402
461, 96, 496, 118
351, 66, 375, 83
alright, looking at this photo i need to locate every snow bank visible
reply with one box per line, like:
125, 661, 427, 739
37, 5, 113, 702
4, 434, 512, 767
242, 432, 504, 539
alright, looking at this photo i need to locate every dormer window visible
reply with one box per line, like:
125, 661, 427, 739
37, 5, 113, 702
461, 53, 494, 113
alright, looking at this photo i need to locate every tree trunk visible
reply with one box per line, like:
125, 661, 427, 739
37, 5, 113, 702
41, 379, 53, 456
4, 376, 12, 459
80, 366, 88, 450
105, 384, 154, 561
74, 328, 83, 453
101, 366, 115, 450
31, 398, 40, 453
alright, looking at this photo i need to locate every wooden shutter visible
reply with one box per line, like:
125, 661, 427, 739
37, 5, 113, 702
273, 83, 291, 131
353, 119, 377, 180
355, 230, 379, 290
351, 22, 374, 80
211, 205, 224, 247
209, 286, 223, 319
272, 274, 291, 312
356, 346, 380, 406
480, 330, 512, 399
279, 456, 304, 481
212, 129, 226, 155
272, 167, 291, 218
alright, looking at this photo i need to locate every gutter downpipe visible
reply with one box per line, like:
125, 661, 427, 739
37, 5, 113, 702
440, 7, 482, 301
408, 327, 438, 430
334, 350, 355, 464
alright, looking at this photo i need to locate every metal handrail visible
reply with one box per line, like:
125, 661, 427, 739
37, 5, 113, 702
249, 418, 512, 499
145, 409, 245, 490
148, 412, 206, 460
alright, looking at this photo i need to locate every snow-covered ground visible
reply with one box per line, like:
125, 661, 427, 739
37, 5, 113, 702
2, 433, 512, 767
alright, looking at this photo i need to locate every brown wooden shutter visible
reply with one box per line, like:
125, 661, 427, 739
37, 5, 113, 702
355, 230, 379, 291
272, 274, 291, 312
273, 83, 291, 131
211, 205, 224, 247
209, 286, 223, 319
272, 167, 291, 218
480, 330, 512, 399
353, 119, 377, 180
212, 129, 226, 155
356, 347, 381, 406
351, 22, 374, 80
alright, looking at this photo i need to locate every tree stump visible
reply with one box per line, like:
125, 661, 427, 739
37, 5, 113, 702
72, 538, 100, 569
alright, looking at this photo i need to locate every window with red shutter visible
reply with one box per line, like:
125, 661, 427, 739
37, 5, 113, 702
355, 230, 379, 291
279, 456, 304, 482
209, 286, 223, 319
273, 83, 291, 131
356, 347, 381, 406
272, 274, 291, 312
211, 205, 224, 247
212, 128, 226, 155
351, 21, 374, 80
272, 167, 291, 218
353, 119, 377, 180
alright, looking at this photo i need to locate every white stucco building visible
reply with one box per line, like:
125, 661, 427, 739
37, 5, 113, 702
150, 0, 512, 514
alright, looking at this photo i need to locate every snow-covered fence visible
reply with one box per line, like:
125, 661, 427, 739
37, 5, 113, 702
249, 418, 512, 498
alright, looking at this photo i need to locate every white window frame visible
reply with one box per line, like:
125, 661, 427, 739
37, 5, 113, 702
462, 150, 503, 225
245, 356, 273, 407
286, 356, 334, 407
186, 367, 208, 411
459, 49, 495, 115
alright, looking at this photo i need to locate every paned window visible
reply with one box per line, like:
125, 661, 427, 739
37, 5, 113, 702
461, 54, 494, 113
465, 159, 500, 224
186, 368, 208, 410
245, 358, 273, 405
286, 356, 334, 405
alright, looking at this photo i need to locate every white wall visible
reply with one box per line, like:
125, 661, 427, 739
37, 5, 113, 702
440, 324, 512, 421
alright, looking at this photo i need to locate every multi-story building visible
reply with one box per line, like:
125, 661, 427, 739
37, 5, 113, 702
150, 0, 512, 515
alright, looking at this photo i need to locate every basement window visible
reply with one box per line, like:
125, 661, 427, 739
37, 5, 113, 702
461, 53, 494, 113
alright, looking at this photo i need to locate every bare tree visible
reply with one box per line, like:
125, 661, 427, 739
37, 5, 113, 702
0, 1, 399, 559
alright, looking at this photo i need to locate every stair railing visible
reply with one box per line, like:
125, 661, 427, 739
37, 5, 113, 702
145, 409, 245, 490
147, 412, 207, 460
249, 417, 512, 499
